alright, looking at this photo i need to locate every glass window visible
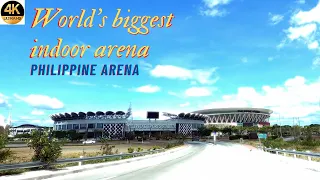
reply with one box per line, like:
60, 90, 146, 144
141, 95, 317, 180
58, 125, 62, 130
73, 124, 79, 129
67, 124, 72, 130
62, 125, 66, 130
80, 124, 87, 129
97, 123, 103, 128
88, 124, 95, 129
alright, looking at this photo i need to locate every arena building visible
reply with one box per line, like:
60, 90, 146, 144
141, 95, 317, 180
51, 106, 206, 138
51, 106, 272, 138
193, 108, 272, 127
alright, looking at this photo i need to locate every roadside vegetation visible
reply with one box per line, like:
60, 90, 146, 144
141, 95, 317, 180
197, 124, 320, 153
1, 129, 187, 176
27, 130, 64, 168
0, 125, 12, 163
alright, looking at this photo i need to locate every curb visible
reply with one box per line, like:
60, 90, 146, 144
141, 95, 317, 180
8, 145, 190, 180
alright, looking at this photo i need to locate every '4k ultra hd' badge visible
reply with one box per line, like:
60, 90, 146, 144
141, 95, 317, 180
0, 0, 25, 25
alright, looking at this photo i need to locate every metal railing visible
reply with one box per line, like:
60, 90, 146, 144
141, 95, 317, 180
0, 149, 165, 171
260, 146, 320, 161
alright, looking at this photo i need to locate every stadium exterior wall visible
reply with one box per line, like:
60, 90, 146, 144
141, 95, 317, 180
52, 118, 204, 138
192, 108, 272, 126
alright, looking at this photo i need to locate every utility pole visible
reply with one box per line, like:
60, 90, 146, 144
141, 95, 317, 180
292, 117, 295, 139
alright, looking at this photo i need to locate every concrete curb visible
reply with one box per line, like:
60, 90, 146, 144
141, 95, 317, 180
7, 144, 190, 180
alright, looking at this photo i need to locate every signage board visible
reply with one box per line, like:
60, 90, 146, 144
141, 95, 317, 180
258, 133, 267, 139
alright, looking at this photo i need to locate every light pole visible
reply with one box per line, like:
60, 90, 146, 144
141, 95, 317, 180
278, 114, 283, 138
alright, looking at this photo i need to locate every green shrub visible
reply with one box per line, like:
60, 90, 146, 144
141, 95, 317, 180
267, 135, 278, 140
165, 141, 184, 149
28, 130, 63, 168
0, 134, 12, 163
100, 138, 115, 155
241, 135, 249, 139
127, 147, 134, 153
14, 133, 31, 139
229, 135, 241, 140
136, 147, 143, 152
152, 146, 161, 150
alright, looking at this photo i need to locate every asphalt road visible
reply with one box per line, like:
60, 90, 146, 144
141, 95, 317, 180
45, 142, 320, 180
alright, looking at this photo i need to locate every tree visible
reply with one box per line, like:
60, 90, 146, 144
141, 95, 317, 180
52, 131, 68, 139
28, 130, 63, 168
100, 138, 115, 155
0, 134, 12, 163
67, 130, 82, 142
198, 126, 211, 137
14, 133, 31, 138
304, 126, 313, 142
208, 125, 219, 133
221, 127, 232, 135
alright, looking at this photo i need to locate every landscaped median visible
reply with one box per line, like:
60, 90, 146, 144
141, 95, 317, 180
1, 142, 189, 180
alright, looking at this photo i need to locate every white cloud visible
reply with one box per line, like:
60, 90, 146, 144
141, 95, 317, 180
69, 81, 96, 86
0, 93, 11, 108
31, 109, 45, 116
168, 91, 179, 97
277, 39, 287, 49
190, 81, 197, 85
19, 116, 34, 120
200, 0, 232, 17
150, 65, 219, 85
185, 16, 192, 20
139, 60, 153, 70
200, 9, 228, 17
286, 23, 317, 41
280, 2, 320, 53
241, 57, 248, 63
14, 94, 64, 110
268, 57, 274, 61
312, 57, 320, 69
267, 55, 279, 62
0, 114, 6, 127
291, 2, 320, 25
134, 85, 160, 93
203, 0, 231, 8
308, 41, 319, 49
296, 0, 305, 4
180, 102, 190, 107
31, 119, 53, 126
268, 13, 284, 25
203, 76, 320, 122
112, 84, 122, 88
185, 87, 212, 97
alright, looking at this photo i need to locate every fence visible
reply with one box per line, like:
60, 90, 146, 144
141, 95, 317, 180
0, 149, 165, 171
260, 146, 320, 161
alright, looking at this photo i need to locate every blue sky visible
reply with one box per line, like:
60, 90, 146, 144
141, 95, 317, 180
0, 0, 320, 126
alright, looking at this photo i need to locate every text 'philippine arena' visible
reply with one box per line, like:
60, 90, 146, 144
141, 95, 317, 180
49, 106, 272, 138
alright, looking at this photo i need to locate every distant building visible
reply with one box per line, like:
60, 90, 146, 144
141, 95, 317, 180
9, 124, 52, 137
192, 108, 272, 127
